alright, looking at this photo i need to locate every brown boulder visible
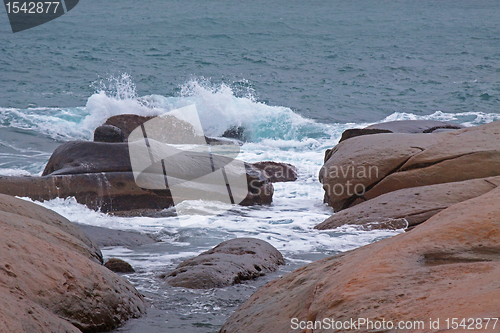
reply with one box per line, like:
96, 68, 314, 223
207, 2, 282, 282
164, 238, 284, 289
252, 161, 298, 182
105, 258, 135, 273
315, 176, 500, 230
220, 187, 500, 333
319, 131, 451, 211
320, 120, 500, 211
104, 114, 153, 140
0, 194, 146, 332
3, 138, 274, 214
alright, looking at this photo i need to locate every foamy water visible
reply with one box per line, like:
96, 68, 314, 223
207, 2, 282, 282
4, 77, 500, 332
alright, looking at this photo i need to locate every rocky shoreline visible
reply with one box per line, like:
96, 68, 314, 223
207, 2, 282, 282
220, 119, 500, 332
3, 118, 500, 332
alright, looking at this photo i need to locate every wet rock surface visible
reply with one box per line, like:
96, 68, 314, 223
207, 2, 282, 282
76, 223, 157, 248
164, 238, 285, 289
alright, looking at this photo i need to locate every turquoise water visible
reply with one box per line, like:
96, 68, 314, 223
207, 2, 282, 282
1, 1, 500, 332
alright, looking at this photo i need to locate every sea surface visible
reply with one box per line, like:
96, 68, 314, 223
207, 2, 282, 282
1, 1, 500, 332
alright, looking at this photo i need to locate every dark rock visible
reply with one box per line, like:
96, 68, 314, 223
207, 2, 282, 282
42, 141, 132, 176
94, 124, 125, 143
104, 114, 243, 146
76, 223, 157, 247
222, 126, 246, 141
3, 139, 274, 214
0, 172, 175, 213
105, 258, 135, 273
252, 161, 298, 182
339, 128, 392, 143
164, 238, 284, 289
338, 120, 464, 144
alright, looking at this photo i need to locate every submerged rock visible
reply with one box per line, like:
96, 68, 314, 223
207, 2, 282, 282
77, 223, 157, 248
220, 187, 500, 333
0, 194, 146, 332
164, 238, 284, 289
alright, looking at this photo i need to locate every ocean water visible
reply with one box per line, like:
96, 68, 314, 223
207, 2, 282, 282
1, 1, 500, 332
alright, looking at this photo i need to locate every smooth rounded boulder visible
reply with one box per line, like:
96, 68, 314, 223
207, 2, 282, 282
320, 120, 500, 211
164, 238, 284, 289
94, 124, 125, 143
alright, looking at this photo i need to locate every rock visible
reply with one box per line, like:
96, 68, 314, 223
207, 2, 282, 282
222, 126, 246, 141
319, 131, 450, 211
320, 120, 500, 211
339, 120, 464, 143
0, 172, 175, 213
94, 124, 125, 143
105, 258, 135, 273
104, 114, 153, 140
252, 161, 298, 182
0, 194, 102, 263
76, 223, 157, 248
42, 141, 132, 176
164, 238, 284, 289
104, 114, 243, 145
2, 139, 273, 214
0, 194, 146, 332
315, 176, 500, 230
220, 187, 500, 333
339, 128, 392, 143
366, 119, 464, 133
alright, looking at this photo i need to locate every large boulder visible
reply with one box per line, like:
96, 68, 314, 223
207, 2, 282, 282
0, 138, 273, 214
163, 238, 284, 289
320, 120, 500, 211
316, 176, 500, 230
220, 187, 500, 333
0, 194, 146, 332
